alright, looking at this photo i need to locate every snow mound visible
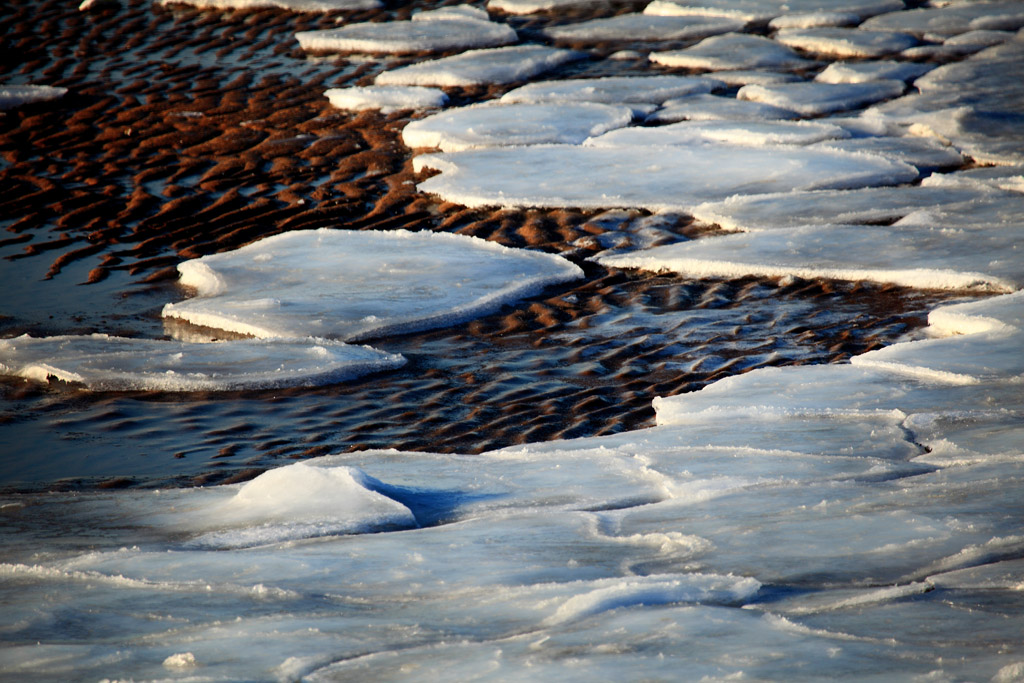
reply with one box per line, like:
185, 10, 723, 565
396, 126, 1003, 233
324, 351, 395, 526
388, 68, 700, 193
162, 229, 584, 341
0, 334, 404, 391
325, 85, 448, 113
295, 7, 516, 54
404, 102, 634, 151
189, 463, 417, 548
375, 45, 585, 87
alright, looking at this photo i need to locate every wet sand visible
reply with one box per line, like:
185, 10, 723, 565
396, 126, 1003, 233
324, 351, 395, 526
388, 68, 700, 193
0, 0, 962, 491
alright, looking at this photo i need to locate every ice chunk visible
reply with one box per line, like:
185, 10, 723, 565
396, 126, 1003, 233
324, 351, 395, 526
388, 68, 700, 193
414, 143, 916, 213
706, 70, 802, 86
807, 136, 964, 174
598, 222, 1020, 291
499, 75, 725, 107
325, 85, 447, 113
0, 85, 67, 110
0, 334, 404, 391
403, 102, 634, 151
768, 11, 861, 29
649, 33, 816, 71
860, 0, 1024, 38
294, 9, 516, 54
814, 60, 935, 85
487, 0, 632, 14
643, 0, 902, 24
542, 13, 744, 43
738, 80, 906, 116
691, 182, 1018, 232
162, 229, 584, 341
928, 290, 1024, 337
774, 27, 918, 58
647, 93, 799, 123
157, 0, 381, 10
868, 41, 1024, 165
853, 329, 1024, 385
375, 45, 585, 87
188, 463, 417, 548
585, 119, 849, 147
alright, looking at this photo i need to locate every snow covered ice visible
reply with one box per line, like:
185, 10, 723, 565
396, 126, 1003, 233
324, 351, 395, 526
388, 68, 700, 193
158, 0, 382, 10
375, 45, 585, 87
162, 228, 584, 340
6, 0, 1024, 679
403, 102, 634, 151
0, 334, 404, 391
541, 13, 744, 44
0, 85, 67, 110
295, 6, 516, 54
773, 26, 919, 58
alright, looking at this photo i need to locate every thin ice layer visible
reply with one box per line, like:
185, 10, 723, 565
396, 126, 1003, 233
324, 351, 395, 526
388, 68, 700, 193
585, 119, 849, 148
375, 45, 585, 87
852, 329, 1024, 385
542, 13, 744, 43
499, 75, 725, 106
0, 334, 404, 391
774, 27, 918, 58
596, 223, 1020, 292
161, 229, 584, 341
403, 102, 634, 151
295, 7, 516, 54
413, 143, 917, 213
158, 0, 381, 10
324, 85, 448, 113
738, 80, 906, 116
649, 33, 816, 71
0, 85, 67, 110
642, 0, 902, 23
928, 290, 1024, 337
647, 93, 799, 123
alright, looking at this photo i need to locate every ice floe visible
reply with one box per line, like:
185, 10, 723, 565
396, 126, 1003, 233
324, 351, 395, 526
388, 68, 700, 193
486, 0, 633, 14
0, 334, 404, 391
814, 59, 934, 84
643, 0, 903, 23
294, 6, 517, 54
324, 85, 448, 113
860, 0, 1024, 38
0, 85, 67, 110
807, 135, 964, 175
866, 40, 1024, 165
768, 11, 860, 29
499, 75, 725, 108
157, 0, 382, 10
646, 92, 800, 123
162, 229, 584, 340
737, 80, 906, 116
774, 27, 919, 58
542, 13, 745, 43
414, 143, 916, 213
375, 44, 585, 87
649, 33, 816, 71
403, 102, 634, 151
585, 119, 850, 148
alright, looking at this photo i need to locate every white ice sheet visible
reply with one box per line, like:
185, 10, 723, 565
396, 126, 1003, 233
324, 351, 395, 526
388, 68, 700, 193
324, 85, 447, 113
375, 45, 585, 87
